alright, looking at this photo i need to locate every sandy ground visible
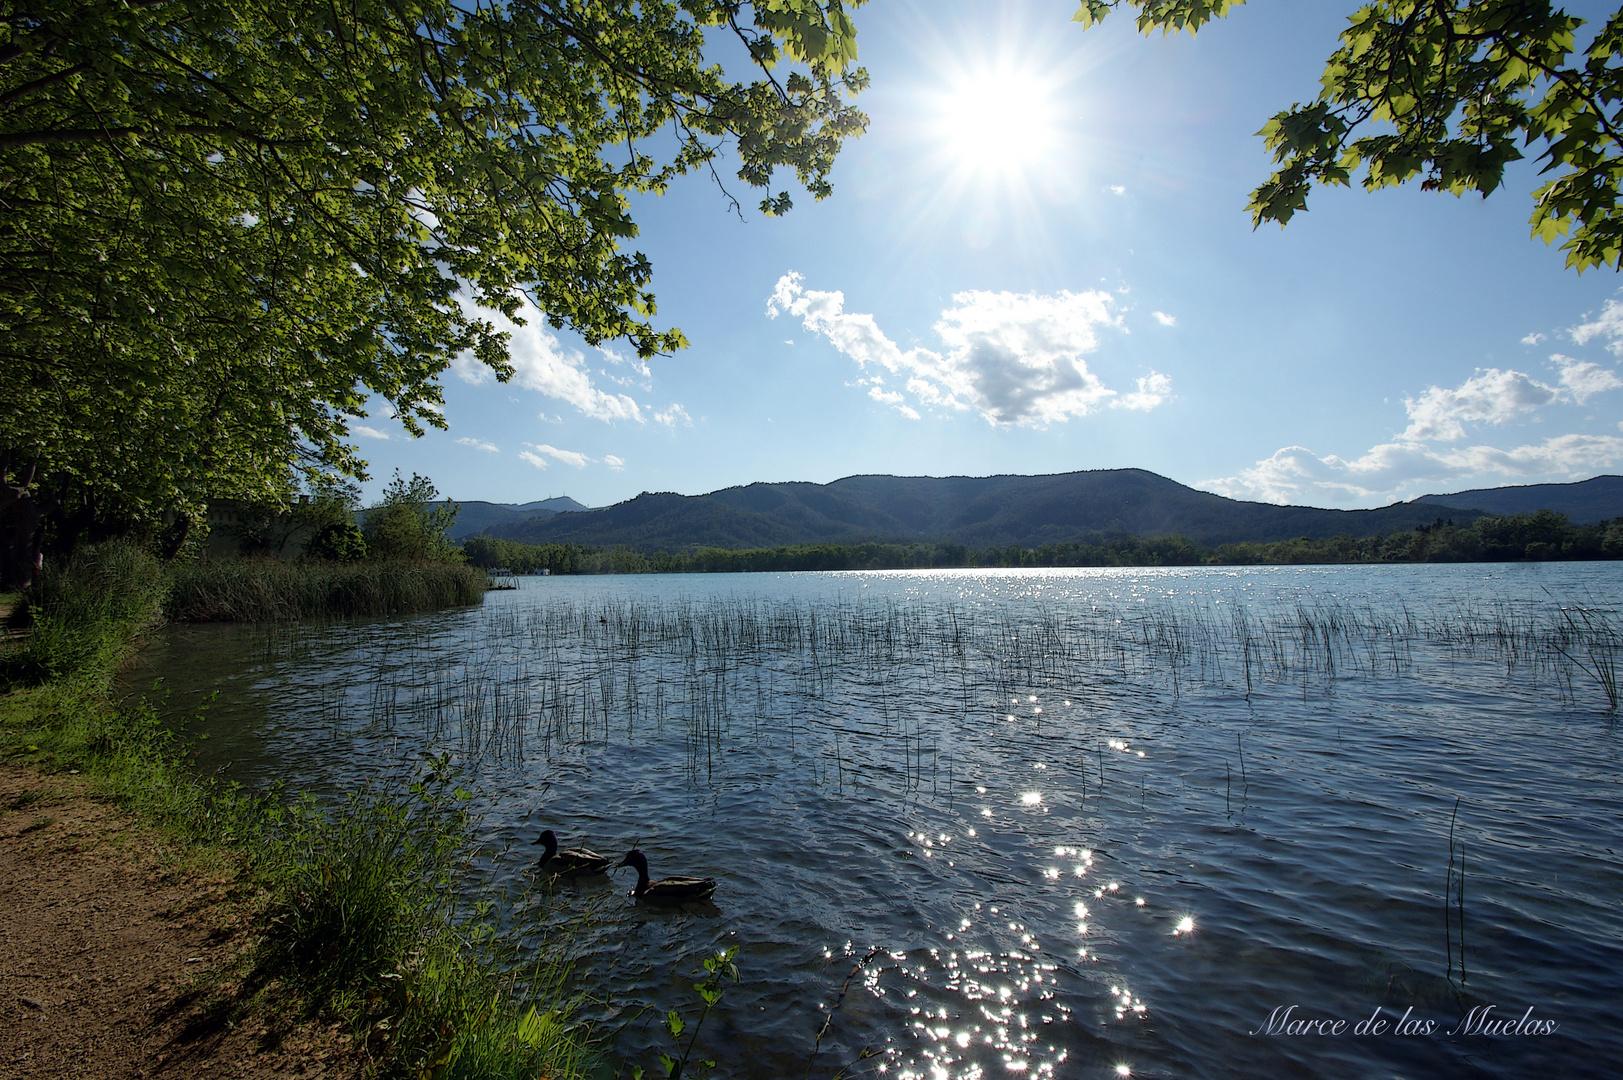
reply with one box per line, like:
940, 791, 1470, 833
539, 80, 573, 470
0, 765, 358, 1080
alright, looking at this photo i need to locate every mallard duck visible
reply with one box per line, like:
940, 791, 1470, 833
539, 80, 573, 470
533, 830, 614, 875
616, 849, 717, 904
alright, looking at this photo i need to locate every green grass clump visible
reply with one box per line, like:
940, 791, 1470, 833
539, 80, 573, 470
247, 761, 587, 1078
8, 541, 169, 682
167, 559, 487, 622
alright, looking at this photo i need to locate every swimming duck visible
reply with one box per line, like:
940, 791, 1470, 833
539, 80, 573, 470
616, 849, 717, 904
533, 830, 614, 875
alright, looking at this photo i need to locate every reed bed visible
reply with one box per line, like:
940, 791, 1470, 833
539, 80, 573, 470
167, 558, 487, 622
256, 589, 1620, 802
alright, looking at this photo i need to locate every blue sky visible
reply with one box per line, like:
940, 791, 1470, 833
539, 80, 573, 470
351, 0, 1623, 512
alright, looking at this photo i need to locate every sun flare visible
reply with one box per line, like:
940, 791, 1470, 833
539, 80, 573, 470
935, 66, 1059, 177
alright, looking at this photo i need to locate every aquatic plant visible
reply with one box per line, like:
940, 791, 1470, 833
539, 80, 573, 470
630, 947, 740, 1080
248, 756, 589, 1079
166, 558, 486, 622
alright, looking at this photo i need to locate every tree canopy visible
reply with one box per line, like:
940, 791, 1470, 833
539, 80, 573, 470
1076, 0, 1623, 271
0, 0, 867, 586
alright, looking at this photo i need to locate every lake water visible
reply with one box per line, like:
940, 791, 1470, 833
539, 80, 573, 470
127, 564, 1623, 1079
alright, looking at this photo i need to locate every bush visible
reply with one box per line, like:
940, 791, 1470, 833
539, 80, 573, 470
304, 521, 367, 561
7, 540, 168, 683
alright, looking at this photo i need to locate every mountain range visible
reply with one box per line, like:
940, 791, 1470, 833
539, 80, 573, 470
442, 496, 588, 540
1413, 476, 1623, 522
460, 470, 1623, 551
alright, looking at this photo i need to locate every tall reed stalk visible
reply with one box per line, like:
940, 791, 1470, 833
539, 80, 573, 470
167, 559, 486, 622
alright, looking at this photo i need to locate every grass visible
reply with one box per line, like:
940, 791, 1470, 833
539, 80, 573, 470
0, 541, 587, 1079
168, 558, 487, 622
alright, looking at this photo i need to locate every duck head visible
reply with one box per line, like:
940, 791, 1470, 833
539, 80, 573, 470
533, 830, 559, 859
616, 849, 648, 873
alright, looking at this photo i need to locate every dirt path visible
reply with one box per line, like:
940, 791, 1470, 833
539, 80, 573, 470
0, 766, 356, 1080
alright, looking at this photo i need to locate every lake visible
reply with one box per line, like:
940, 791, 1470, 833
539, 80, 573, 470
126, 563, 1623, 1079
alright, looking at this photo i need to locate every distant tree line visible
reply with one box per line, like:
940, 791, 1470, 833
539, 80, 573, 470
461, 511, 1623, 574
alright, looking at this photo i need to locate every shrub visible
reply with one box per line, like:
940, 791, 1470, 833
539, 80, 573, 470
8, 540, 168, 683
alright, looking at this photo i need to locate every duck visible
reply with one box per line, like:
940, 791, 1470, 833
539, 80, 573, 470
533, 829, 614, 875
616, 849, 718, 905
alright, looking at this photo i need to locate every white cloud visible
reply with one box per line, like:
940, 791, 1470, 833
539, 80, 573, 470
767, 271, 1139, 426
1206, 357, 1623, 507
1552, 354, 1623, 402
1151, 311, 1176, 327
603, 454, 626, 471
867, 385, 921, 420
1521, 331, 1546, 346
1204, 434, 1623, 506
1400, 367, 1558, 442
1570, 297, 1623, 355
453, 298, 644, 423
455, 437, 500, 452
518, 450, 548, 469
653, 404, 692, 428
524, 442, 590, 469
351, 425, 391, 440
1113, 371, 1172, 412
1108, 185, 1126, 195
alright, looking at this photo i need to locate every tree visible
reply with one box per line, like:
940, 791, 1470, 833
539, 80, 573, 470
0, 0, 869, 587
1075, 1, 1623, 270
362, 471, 460, 562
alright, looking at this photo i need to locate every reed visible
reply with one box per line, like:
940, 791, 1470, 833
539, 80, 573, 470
293, 588, 1623, 793
167, 558, 486, 622
247, 759, 588, 1079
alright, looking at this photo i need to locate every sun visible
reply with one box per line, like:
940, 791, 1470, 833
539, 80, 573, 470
933, 65, 1060, 178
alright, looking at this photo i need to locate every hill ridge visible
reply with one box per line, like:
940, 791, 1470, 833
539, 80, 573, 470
472, 468, 1589, 551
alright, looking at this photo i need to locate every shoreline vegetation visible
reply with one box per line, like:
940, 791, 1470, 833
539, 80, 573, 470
168, 558, 487, 622
0, 542, 590, 1079
462, 509, 1623, 575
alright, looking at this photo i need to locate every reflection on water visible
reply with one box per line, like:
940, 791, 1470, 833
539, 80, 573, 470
126, 565, 1623, 1078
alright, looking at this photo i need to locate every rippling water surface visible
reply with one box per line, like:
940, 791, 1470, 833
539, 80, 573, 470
127, 564, 1623, 1078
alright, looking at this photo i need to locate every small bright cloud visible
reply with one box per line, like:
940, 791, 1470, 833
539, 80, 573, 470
1108, 185, 1126, 195
1151, 311, 1176, 327
351, 425, 390, 440
867, 385, 922, 419
1114, 371, 1172, 412
456, 437, 500, 452
518, 450, 548, 469
768, 272, 1144, 426
603, 454, 626, 471
1522, 331, 1546, 346
1552, 354, 1623, 402
524, 442, 590, 469
452, 296, 644, 422
654, 404, 692, 428
1570, 296, 1623, 355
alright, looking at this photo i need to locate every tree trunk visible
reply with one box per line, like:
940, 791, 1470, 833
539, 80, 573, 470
0, 457, 44, 591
